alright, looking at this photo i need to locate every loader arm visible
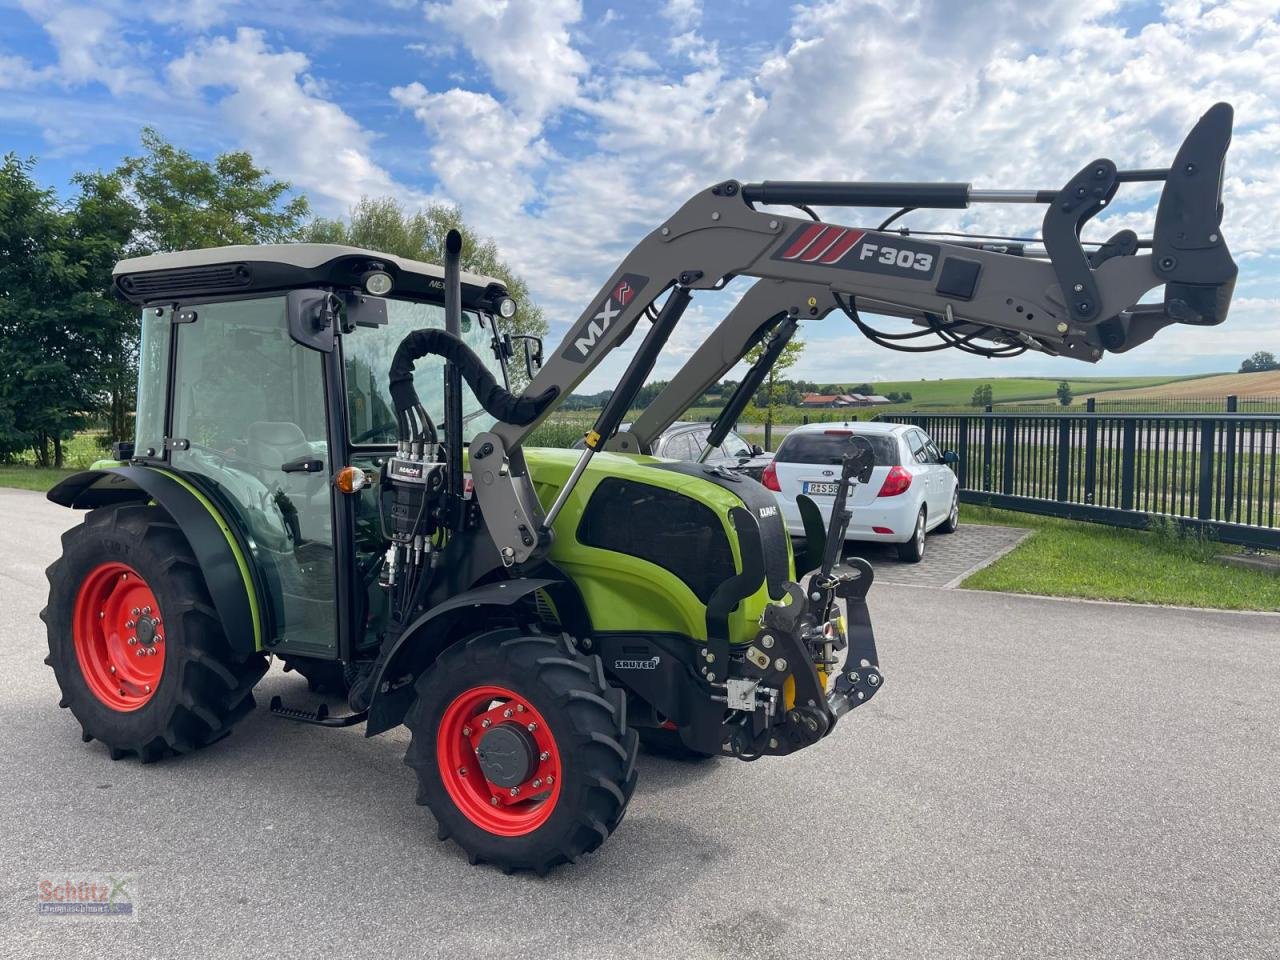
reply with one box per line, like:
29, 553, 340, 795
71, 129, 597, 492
469, 103, 1236, 563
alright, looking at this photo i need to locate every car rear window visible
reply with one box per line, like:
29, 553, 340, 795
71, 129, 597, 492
775, 431, 900, 466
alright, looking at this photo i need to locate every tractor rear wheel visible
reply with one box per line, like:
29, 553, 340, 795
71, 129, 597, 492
42, 504, 267, 762
405, 629, 639, 874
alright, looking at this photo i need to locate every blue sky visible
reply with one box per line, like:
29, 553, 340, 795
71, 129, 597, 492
3, 0, 1278, 391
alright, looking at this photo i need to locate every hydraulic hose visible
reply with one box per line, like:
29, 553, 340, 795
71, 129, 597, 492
387, 328, 558, 426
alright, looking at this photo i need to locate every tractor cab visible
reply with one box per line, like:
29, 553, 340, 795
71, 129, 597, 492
112, 245, 523, 663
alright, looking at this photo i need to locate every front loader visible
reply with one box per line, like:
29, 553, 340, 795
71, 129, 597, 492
43, 104, 1236, 873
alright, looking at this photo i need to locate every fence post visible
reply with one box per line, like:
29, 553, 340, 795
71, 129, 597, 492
1083, 412, 1098, 505
1086, 397, 1096, 413
982, 414, 994, 491
1002, 419, 1016, 495
958, 417, 969, 489
1056, 419, 1070, 501
1120, 419, 1137, 511
1223, 397, 1237, 520
1198, 418, 1216, 520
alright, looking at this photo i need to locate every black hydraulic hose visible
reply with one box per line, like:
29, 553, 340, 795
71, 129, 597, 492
387, 327, 558, 426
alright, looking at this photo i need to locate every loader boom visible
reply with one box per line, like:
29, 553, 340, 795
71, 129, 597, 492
466, 103, 1236, 563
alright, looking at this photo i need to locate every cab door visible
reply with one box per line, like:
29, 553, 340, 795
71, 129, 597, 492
165, 296, 339, 659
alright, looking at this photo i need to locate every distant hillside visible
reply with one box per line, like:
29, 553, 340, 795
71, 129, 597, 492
1073, 370, 1280, 401
861, 375, 1208, 408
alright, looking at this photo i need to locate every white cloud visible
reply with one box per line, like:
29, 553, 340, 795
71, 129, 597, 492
662, 0, 702, 31
423, 0, 588, 119
19, 1, 155, 95
167, 28, 402, 213
394, 0, 1280, 389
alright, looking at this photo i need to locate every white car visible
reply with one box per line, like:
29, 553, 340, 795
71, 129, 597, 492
761, 421, 960, 563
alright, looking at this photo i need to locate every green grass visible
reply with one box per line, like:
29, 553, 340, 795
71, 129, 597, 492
960, 505, 1280, 611
0, 464, 77, 492
0, 432, 108, 492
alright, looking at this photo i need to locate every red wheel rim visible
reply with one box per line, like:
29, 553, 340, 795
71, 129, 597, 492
72, 562, 166, 711
437, 685, 562, 837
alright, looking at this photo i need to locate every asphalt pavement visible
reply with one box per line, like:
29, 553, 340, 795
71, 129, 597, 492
2, 488, 1278, 960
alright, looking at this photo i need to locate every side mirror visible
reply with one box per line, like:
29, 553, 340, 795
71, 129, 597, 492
509, 334, 544, 379
942, 450, 959, 465
286, 289, 338, 352
750, 443, 764, 457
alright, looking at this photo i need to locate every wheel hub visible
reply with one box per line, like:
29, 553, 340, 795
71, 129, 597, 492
72, 562, 165, 711
475, 723, 538, 787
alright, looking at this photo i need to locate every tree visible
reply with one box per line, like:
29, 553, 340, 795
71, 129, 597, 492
970, 383, 993, 407
116, 128, 309, 253
1240, 351, 1279, 373
0, 156, 106, 466
1056, 381, 1073, 406
744, 336, 805, 443
305, 197, 546, 348
90, 130, 310, 443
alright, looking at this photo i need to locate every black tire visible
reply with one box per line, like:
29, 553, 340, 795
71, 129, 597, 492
938, 491, 960, 534
281, 655, 349, 694
405, 629, 639, 874
41, 503, 268, 762
638, 726, 718, 762
896, 507, 927, 563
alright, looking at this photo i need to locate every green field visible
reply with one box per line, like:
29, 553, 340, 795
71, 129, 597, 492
864, 374, 1209, 408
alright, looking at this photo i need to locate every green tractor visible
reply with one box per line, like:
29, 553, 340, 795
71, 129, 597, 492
43, 105, 1237, 873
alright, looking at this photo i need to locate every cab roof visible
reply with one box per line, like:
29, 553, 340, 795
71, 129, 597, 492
112, 243, 508, 310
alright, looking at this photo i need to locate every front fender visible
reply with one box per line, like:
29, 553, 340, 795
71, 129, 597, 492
364, 577, 558, 736
48, 467, 264, 655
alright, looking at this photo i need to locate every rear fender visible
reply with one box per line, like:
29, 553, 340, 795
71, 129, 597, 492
48, 467, 264, 655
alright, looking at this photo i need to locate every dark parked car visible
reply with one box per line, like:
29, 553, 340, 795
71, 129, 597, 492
575, 421, 772, 479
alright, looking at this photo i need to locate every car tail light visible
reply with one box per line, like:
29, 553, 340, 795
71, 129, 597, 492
877, 465, 912, 497
761, 459, 781, 491
873, 526, 894, 534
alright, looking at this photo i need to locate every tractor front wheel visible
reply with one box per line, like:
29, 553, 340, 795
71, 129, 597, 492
404, 629, 638, 874
42, 504, 267, 762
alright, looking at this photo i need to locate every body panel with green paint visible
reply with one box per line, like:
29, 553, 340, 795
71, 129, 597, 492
522, 448, 791, 644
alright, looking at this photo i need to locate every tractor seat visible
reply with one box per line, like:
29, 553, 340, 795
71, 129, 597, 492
247, 421, 316, 470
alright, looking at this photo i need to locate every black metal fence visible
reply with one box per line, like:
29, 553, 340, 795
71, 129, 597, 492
991, 394, 1280, 414
878, 411, 1280, 549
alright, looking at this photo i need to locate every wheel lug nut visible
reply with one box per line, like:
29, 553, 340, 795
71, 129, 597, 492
503, 708, 512, 718
462, 726, 472, 737
457, 767, 467, 776
147, 648, 157, 656
490, 797, 499, 806
128, 637, 137, 645
125, 620, 134, 629
509, 787, 520, 797
532, 778, 542, 788
544, 775, 553, 785
155, 635, 163, 643
108, 665, 116, 674
142, 606, 152, 615
136, 649, 146, 657
144, 685, 151, 693
516, 704, 525, 712
131, 608, 140, 616
527, 722, 537, 732
539, 750, 550, 761
481, 719, 491, 728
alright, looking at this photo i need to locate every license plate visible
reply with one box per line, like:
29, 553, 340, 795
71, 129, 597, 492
803, 481, 840, 496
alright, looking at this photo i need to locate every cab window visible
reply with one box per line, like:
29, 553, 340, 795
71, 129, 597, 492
343, 299, 504, 446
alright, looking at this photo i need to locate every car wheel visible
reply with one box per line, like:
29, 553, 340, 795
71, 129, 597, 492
938, 492, 959, 534
897, 507, 927, 563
